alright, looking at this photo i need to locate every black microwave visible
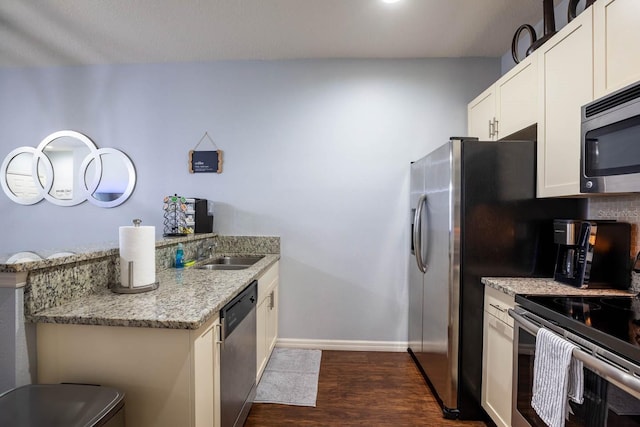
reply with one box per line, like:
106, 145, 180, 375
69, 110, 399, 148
581, 80, 640, 193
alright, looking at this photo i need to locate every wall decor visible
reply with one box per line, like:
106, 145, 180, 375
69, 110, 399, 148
511, 0, 557, 63
189, 132, 223, 174
568, 0, 595, 22
0, 130, 136, 208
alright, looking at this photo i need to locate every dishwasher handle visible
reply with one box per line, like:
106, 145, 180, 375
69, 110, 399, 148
217, 319, 225, 350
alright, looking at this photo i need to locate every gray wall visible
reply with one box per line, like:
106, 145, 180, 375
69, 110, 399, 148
0, 58, 499, 344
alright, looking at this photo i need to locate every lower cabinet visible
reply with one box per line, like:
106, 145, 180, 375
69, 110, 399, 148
257, 261, 279, 381
482, 286, 515, 427
37, 315, 221, 427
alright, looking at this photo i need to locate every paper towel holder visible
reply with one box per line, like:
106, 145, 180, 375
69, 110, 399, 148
111, 219, 160, 294
111, 260, 160, 294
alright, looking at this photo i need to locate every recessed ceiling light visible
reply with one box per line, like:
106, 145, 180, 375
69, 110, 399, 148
381, 0, 402, 4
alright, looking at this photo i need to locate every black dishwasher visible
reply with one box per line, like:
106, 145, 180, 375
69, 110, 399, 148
220, 280, 257, 427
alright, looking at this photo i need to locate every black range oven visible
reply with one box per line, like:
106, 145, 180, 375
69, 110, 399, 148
510, 295, 640, 427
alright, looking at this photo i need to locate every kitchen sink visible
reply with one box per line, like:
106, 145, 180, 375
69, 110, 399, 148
204, 256, 264, 265
197, 264, 250, 270
196, 255, 264, 270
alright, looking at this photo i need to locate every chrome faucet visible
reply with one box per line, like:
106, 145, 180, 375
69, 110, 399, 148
208, 242, 218, 258
197, 242, 218, 260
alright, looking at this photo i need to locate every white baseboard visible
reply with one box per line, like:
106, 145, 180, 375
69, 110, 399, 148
276, 338, 408, 352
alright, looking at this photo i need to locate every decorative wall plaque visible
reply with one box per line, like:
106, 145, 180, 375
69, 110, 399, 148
189, 132, 223, 174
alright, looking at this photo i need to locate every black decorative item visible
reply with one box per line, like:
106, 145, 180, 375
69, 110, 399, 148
511, 24, 537, 64
511, 0, 557, 64
190, 150, 221, 173
189, 132, 223, 174
568, 0, 596, 23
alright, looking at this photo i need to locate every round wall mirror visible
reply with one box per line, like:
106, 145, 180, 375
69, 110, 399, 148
34, 130, 100, 206
0, 130, 136, 207
80, 148, 136, 208
0, 147, 44, 205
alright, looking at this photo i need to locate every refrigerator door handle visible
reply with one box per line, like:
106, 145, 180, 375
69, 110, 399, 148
413, 194, 428, 273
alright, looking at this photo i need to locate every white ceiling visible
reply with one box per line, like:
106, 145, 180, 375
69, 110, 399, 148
0, 0, 559, 68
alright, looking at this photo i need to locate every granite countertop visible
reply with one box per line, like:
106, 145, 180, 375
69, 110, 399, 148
28, 253, 279, 330
482, 277, 637, 298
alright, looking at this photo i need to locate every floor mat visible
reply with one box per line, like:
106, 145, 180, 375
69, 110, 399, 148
254, 348, 322, 407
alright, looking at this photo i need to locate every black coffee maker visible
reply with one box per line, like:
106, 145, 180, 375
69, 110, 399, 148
553, 219, 631, 289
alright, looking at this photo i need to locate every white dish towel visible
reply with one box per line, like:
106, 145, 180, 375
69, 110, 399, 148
531, 327, 584, 427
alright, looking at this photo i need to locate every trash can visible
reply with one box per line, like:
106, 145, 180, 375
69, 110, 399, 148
0, 383, 125, 426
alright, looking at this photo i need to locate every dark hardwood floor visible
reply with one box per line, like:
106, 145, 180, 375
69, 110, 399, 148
245, 350, 488, 426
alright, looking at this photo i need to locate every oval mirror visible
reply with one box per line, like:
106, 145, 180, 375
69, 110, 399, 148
80, 148, 136, 208
0, 147, 45, 205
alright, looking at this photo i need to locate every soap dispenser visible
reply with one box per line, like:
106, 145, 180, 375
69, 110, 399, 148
175, 243, 184, 268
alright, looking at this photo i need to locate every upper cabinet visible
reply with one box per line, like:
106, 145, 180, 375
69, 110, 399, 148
468, 0, 640, 198
468, 54, 538, 141
537, 7, 593, 198
468, 86, 495, 140
593, 0, 640, 98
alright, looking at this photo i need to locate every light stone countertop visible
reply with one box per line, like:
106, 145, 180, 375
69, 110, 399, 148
27, 253, 279, 330
0, 233, 217, 273
482, 277, 637, 298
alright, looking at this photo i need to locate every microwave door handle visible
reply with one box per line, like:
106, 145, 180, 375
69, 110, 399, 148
585, 138, 599, 170
587, 138, 599, 158
509, 309, 640, 397
413, 194, 428, 273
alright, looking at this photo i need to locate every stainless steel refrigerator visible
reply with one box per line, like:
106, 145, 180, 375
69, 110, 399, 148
408, 138, 585, 420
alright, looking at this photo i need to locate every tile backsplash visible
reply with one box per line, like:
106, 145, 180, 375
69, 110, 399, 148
589, 194, 640, 258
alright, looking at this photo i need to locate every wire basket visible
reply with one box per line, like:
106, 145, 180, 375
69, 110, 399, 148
163, 194, 189, 236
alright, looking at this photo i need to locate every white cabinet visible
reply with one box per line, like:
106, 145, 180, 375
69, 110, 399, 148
37, 315, 221, 427
467, 0, 638, 197
468, 53, 538, 141
537, 7, 593, 198
257, 261, 279, 381
468, 86, 496, 140
594, 0, 640, 98
193, 319, 221, 427
496, 53, 538, 139
482, 286, 515, 427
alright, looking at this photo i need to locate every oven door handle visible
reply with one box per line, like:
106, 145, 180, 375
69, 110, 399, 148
509, 308, 640, 397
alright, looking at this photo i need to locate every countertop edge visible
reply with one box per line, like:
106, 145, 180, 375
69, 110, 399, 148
28, 254, 280, 330
482, 277, 637, 298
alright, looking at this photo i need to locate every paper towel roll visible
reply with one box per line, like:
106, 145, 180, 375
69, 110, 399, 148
119, 225, 156, 288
